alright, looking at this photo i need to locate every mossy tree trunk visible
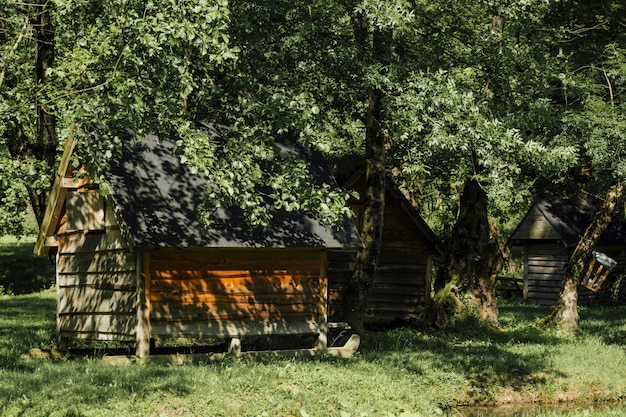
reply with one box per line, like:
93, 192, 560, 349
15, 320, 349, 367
435, 179, 504, 328
335, 11, 390, 334
544, 182, 624, 334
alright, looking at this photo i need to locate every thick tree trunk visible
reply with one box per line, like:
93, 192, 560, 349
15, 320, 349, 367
435, 179, 503, 327
544, 182, 624, 334
336, 87, 386, 335
6, 2, 58, 227
32, 2, 57, 226
335, 12, 390, 334
433, 4, 508, 326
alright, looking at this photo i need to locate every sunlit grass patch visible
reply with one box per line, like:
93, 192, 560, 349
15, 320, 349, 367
1, 289, 625, 416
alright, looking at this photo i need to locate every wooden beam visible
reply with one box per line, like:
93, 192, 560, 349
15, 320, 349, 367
61, 176, 90, 189
136, 251, 151, 359
54, 250, 69, 352
101, 334, 361, 365
35, 135, 76, 256
149, 318, 319, 339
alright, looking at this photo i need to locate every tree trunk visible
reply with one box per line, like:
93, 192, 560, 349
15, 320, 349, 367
435, 179, 503, 327
334, 11, 390, 334
544, 182, 624, 334
32, 1, 57, 226
336, 87, 386, 335
6, 2, 58, 227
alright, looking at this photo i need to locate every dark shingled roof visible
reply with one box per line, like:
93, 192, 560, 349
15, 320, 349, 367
518, 199, 626, 247
106, 125, 362, 249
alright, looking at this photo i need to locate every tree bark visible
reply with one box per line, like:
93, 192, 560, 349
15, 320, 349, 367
336, 87, 386, 335
334, 10, 390, 334
32, 2, 57, 226
435, 179, 503, 327
6, 2, 58, 227
544, 182, 624, 334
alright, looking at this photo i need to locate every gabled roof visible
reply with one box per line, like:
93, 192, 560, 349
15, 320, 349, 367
509, 199, 626, 247
337, 167, 443, 256
35, 124, 362, 254
105, 124, 362, 249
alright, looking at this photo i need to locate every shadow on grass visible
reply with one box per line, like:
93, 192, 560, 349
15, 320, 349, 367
579, 305, 626, 346
0, 239, 55, 295
4, 289, 622, 411
358, 302, 566, 403
0, 358, 197, 416
0, 292, 57, 370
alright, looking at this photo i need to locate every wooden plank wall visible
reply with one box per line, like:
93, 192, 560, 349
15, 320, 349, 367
57, 230, 137, 340
148, 249, 325, 339
56, 200, 138, 341
525, 243, 615, 306
328, 182, 432, 320
525, 243, 568, 305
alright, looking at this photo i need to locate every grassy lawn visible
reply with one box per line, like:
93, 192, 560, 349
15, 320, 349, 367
0, 236, 55, 295
0, 238, 624, 416
0, 291, 624, 417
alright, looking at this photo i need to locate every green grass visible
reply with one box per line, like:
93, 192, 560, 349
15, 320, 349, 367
0, 236, 55, 295
0, 292, 624, 417
0, 240, 624, 416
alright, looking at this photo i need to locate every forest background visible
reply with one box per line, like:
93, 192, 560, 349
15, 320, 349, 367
2, 0, 626, 334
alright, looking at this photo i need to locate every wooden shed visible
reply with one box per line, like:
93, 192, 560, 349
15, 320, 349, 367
327, 174, 443, 322
508, 199, 626, 305
34, 124, 362, 359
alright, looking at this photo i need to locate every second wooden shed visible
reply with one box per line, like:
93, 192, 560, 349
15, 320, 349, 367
508, 199, 626, 305
327, 174, 443, 322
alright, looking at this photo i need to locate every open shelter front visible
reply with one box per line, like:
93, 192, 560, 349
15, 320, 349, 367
35, 124, 362, 359
508, 199, 626, 306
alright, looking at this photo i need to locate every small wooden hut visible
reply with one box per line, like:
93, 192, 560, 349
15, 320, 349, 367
508, 199, 626, 305
327, 174, 443, 322
34, 124, 362, 358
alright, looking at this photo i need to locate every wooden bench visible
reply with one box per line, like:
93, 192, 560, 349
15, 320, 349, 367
496, 276, 523, 298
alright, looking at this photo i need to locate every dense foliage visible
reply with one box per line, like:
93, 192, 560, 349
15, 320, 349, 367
3, 0, 624, 230
2, 1, 625, 329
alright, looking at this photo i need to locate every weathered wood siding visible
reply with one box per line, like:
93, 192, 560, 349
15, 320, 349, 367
328, 177, 433, 319
148, 249, 326, 339
56, 198, 137, 341
524, 243, 616, 306
524, 243, 568, 305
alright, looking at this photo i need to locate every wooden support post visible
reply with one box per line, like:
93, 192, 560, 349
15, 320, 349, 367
228, 337, 241, 356
316, 251, 328, 351
57, 336, 69, 353
54, 250, 68, 352
523, 245, 529, 299
425, 254, 433, 303
136, 252, 151, 359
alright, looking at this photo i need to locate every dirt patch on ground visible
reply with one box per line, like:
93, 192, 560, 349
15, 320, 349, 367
21, 348, 65, 360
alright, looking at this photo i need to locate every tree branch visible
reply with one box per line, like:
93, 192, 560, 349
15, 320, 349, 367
0, 18, 29, 89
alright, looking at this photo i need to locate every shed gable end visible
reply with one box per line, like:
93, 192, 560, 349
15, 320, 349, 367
510, 205, 561, 242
